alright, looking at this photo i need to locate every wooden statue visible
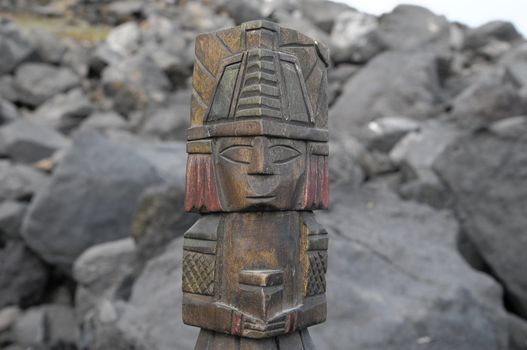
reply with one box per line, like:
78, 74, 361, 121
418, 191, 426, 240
183, 20, 330, 349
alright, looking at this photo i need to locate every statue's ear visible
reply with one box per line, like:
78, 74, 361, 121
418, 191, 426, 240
303, 142, 329, 210
185, 140, 222, 213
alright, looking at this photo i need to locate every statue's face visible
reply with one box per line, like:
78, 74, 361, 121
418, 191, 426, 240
214, 136, 307, 210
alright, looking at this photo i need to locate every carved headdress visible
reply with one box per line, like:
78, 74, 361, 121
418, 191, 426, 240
185, 20, 330, 212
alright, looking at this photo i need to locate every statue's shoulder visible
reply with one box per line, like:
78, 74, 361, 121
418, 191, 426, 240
300, 212, 327, 236
184, 214, 222, 241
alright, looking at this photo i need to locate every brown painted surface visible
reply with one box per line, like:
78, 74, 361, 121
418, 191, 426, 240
182, 20, 329, 349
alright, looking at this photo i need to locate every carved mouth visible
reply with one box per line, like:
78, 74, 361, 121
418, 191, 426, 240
246, 195, 276, 201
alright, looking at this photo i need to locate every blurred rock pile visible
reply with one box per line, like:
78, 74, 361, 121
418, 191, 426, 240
0, 0, 526, 349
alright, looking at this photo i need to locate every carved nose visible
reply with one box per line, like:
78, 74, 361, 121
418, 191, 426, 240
248, 137, 274, 175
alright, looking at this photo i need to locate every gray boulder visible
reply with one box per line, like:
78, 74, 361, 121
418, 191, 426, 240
12, 304, 78, 349
376, 5, 450, 50
14, 63, 80, 107
0, 241, 48, 309
28, 29, 66, 64
78, 237, 197, 350
390, 121, 462, 208
139, 90, 190, 140
105, 21, 141, 58
0, 98, 18, 123
101, 54, 170, 115
80, 111, 128, 132
33, 88, 94, 133
0, 19, 33, 75
74, 238, 137, 321
331, 50, 445, 139
300, 0, 353, 33
0, 75, 18, 103
434, 131, 527, 318
449, 68, 527, 129
363, 116, 420, 153
132, 184, 198, 263
508, 313, 527, 350
107, 1, 145, 23
465, 21, 522, 50
0, 201, 27, 241
0, 306, 20, 333
21, 130, 164, 270
0, 161, 49, 201
311, 185, 508, 350
330, 10, 385, 64
0, 119, 69, 164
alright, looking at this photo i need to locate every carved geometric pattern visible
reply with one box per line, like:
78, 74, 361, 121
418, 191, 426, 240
306, 251, 327, 296
183, 251, 215, 295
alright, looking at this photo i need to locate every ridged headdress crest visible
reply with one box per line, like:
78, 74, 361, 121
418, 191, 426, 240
188, 20, 329, 142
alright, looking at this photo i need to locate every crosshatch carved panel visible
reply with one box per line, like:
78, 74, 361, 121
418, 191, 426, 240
306, 251, 328, 296
182, 251, 215, 296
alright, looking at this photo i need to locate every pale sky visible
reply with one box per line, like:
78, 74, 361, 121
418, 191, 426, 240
338, 0, 526, 35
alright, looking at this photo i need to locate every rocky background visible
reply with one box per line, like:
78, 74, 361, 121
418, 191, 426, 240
0, 0, 526, 349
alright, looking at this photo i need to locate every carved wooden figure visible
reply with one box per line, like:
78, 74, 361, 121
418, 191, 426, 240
183, 20, 330, 349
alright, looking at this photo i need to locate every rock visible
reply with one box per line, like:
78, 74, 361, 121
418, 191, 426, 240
0, 119, 70, 163
465, 21, 522, 50
505, 61, 527, 88
21, 130, 165, 270
0, 241, 48, 309
330, 11, 385, 64
0, 75, 18, 102
89, 43, 123, 77
139, 90, 190, 140
488, 116, 527, 138
331, 50, 445, 138
101, 54, 170, 115
390, 121, 461, 208
62, 39, 90, 78
0, 201, 27, 241
311, 185, 508, 349
364, 117, 420, 153
33, 88, 94, 133
106, 21, 141, 57
329, 137, 365, 187
390, 121, 461, 177
300, 0, 353, 33
0, 98, 19, 123
79, 237, 197, 350
179, 2, 235, 33
74, 238, 136, 297
0, 161, 49, 202
449, 68, 527, 129
273, 11, 332, 49
508, 313, 527, 350
216, 0, 266, 25
327, 64, 360, 105
132, 184, 198, 263
434, 131, 527, 318
376, 5, 450, 50
0, 306, 19, 333
0, 19, 33, 75
14, 63, 80, 107
80, 111, 128, 132
28, 29, 66, 64
357, 150, 397, 178
12, 304, 78, 348
107, 0, 145, 23
74, 238, 137, 319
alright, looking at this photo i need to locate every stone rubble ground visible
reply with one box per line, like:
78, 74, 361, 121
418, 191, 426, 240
0, 0, 526, 349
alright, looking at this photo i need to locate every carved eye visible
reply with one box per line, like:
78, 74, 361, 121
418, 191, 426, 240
270, 145, 301, 164
220, 145, 253, 164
